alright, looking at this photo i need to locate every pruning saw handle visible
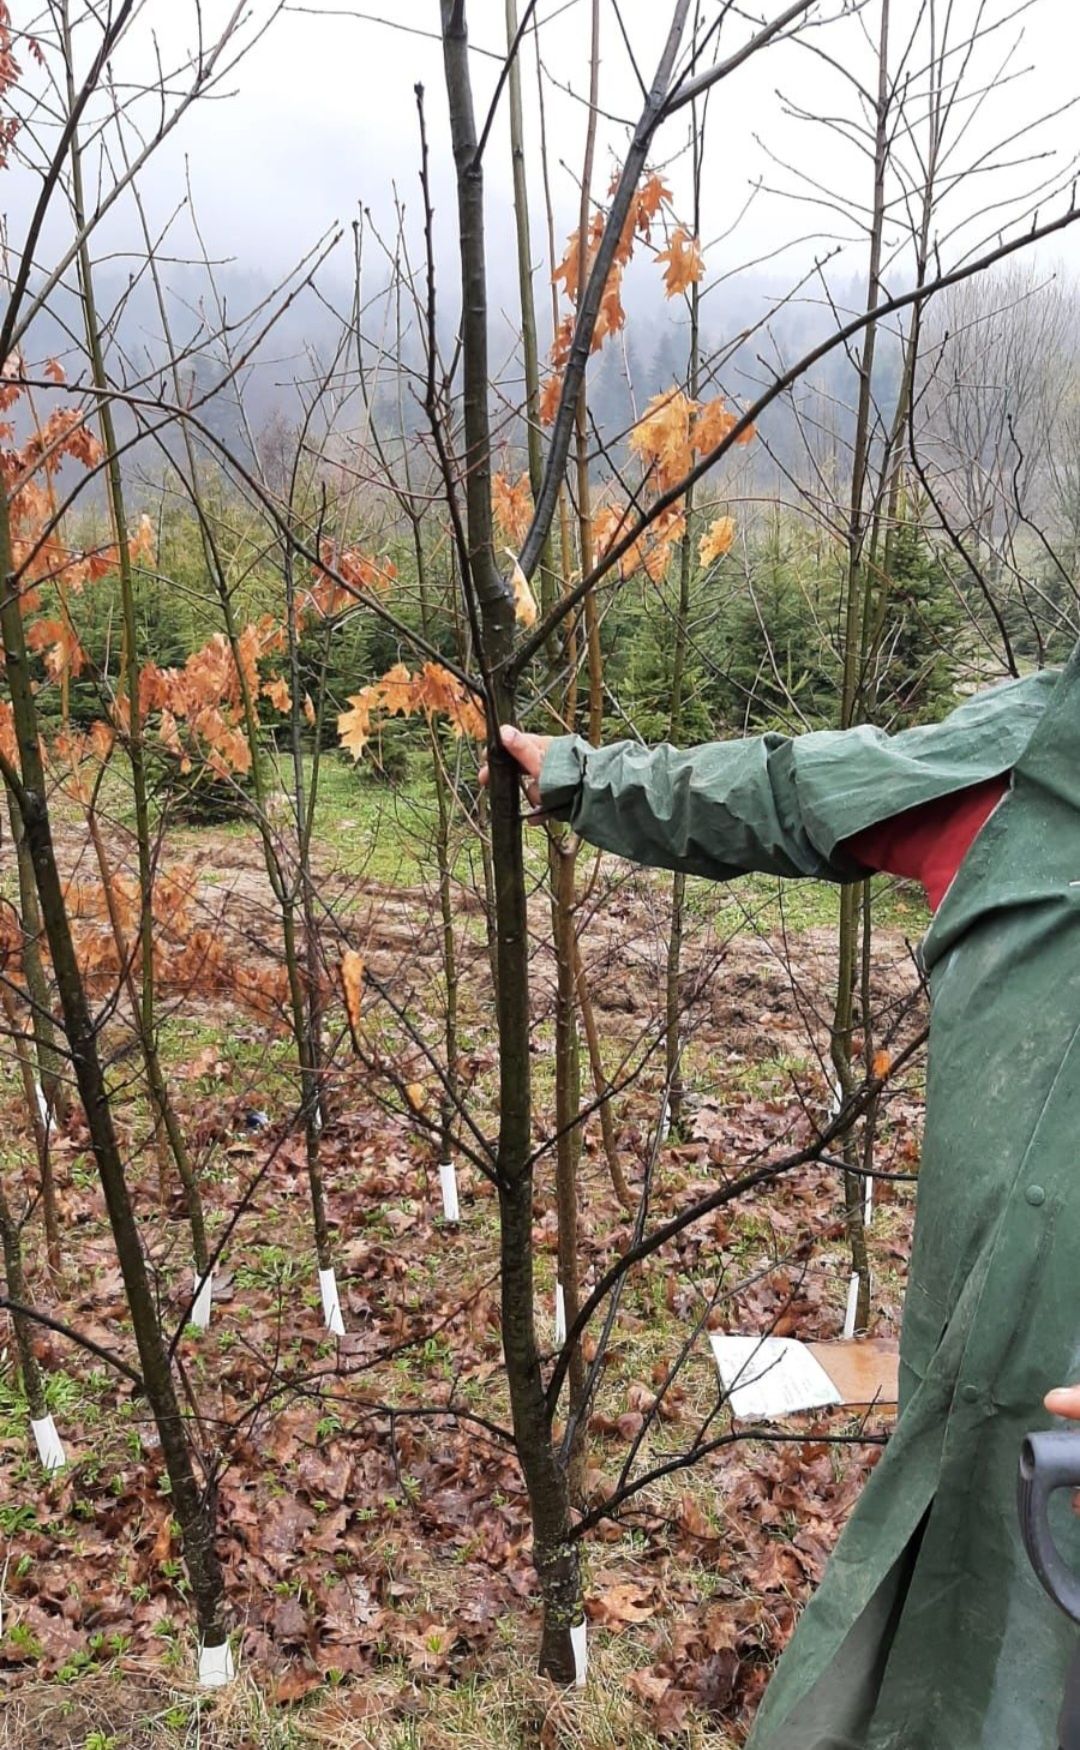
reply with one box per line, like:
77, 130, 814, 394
1018, 1430, 1080, 1622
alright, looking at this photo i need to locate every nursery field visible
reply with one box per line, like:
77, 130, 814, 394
0, 768, 928, 1749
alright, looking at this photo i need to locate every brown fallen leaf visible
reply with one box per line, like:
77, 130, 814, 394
588, 1581, 657, 1629
274, 1663, 322, 1704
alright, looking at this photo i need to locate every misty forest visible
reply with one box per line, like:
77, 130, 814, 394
2, 1, 1080, 1746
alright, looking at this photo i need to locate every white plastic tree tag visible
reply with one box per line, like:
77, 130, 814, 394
709, 1334, 842, 1419
843, 1272, 861, 1338
30, 1414, 66, 1471
571, 1618, 588, 1686
864, 1172, 874, 1225
191, 1269, 213, 1331
198, 1637, 235, 1686
554, 1282, 567, 1346
318, 1266, 345, 1336
438, 1160, 460, 1223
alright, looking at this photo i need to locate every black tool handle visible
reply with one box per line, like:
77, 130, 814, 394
1018, 1431, 1080, 1624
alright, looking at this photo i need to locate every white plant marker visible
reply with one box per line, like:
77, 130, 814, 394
198, 1637, 235, 1687
554, 1282, 567, 1347
318, 1266, 346, 1336
438, 1159, 460, 1224
191, 1269, 213, 1331
864, 1170, 874, 1226
843, 1272, 861, 1339
33, 1080, 50, 1132
571, 1618, 588, 1687
659, 1090, 671, 1143
827, 1076, 843, 1120
30, 1413, 66, 1472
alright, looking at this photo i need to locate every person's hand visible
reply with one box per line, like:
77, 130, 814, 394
478, 725, 551, 811
1045, 1386, 1080, 1420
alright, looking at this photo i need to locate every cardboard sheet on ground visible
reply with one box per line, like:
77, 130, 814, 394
710, 1333, 899, 1419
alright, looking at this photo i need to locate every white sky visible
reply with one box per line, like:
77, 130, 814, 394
13, 1, 1080, 317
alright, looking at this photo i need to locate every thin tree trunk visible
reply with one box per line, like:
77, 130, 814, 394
7, 790, 68, 1128
0, 500, 226, 1649
830, 0, 891, 1334
440, 0, 580, 1681
0, 983, 59, 1273
63, 40, 208, 1272
0, 1171, 49, 1423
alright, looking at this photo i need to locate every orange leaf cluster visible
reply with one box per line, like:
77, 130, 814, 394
698, 516, 736, 567
139, 617, 287, 778
1, 359, 157, 661
310, 541, 397, 619
591, 389, 754, 583
629, 389, 753, 493
57, 857, 291, 1022
0, 4, 27, 170
492, 471, 533, 547
539, 169, 673, 425
592, 501, 686, 584
338, 662, 486, 762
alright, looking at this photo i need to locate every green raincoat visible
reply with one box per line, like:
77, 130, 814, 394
540, 662, 1080, 1749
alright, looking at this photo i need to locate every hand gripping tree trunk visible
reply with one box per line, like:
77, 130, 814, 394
440, 1, 580, 1683
0, 505, 227, 1654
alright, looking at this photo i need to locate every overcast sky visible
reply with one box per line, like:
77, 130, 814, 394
15, 1, 1080, 327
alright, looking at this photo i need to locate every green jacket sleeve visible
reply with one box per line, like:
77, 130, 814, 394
538, 671, 1057, 884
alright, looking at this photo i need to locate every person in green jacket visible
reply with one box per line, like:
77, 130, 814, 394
484, 664, 1080, 1749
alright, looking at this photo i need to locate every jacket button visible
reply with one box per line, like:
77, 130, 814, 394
1026, 1185, 1046, 1207
960, 1384, 979, 1404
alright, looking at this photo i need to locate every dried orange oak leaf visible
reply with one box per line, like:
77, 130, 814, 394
337, 695, 372, 761
698, 516, 736, 567
656, 225, 704, 297
341, 950, 365, 1032
506, 552, 538, 627
405, 1082, 427, 1113
872, 1048, 892, 1079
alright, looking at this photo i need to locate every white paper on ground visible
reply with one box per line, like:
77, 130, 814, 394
571, 1618, 588, 1687
191, 1269, 213, 1331
318, 1266, 345, 1336
438, 1159, 460, 1223
198, 1638, 235, 1687
554, 1282, 567, 1347
709, 1333, 843, 1420
30, 1413, 66, 1471
843, 1272, 861, 1339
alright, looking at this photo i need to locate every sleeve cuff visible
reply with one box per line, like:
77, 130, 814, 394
538, 735, 588, 819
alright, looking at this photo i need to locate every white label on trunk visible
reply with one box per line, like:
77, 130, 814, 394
191, 1269, 213, 1331
30, 1414, 66, 1472
438, 1160, 460, 1224
827, 1076, 843, 1119
318, 1266, 345, 1336
864, 1171, 874, 1225
33, 1080, 50, 1131
571, 1618, 588, 1687
554, 1282, 567, 1347
659, 1090, 671, 1142
709, 1334, 842, 1420
843, 1272, 861, 1339
198, 1638, 235, 1687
